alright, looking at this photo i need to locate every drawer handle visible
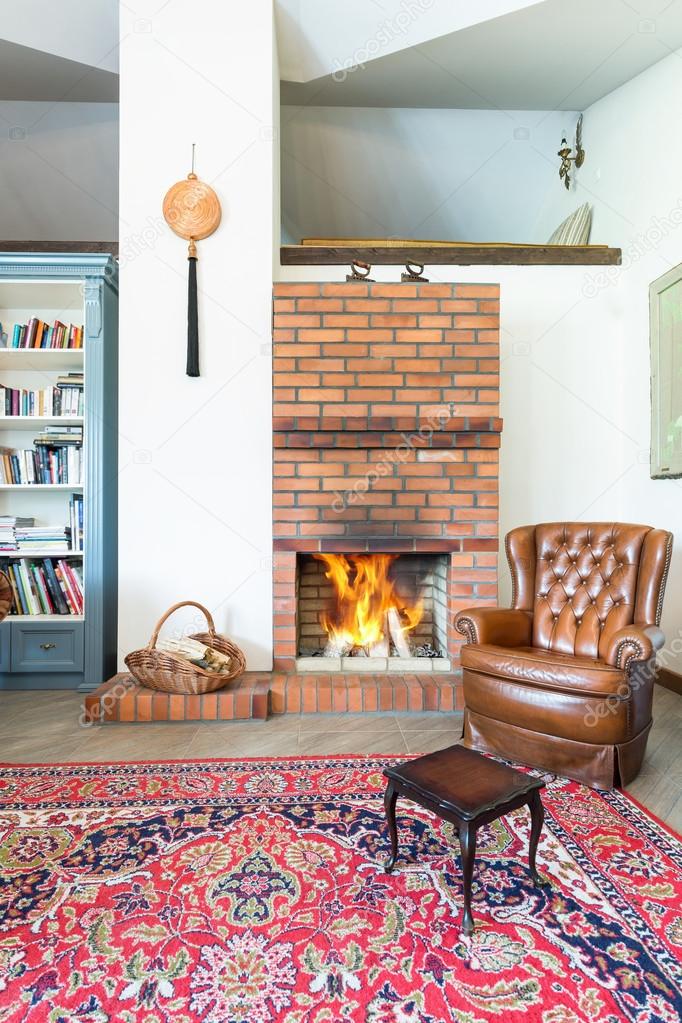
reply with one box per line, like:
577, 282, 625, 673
40, 643, 56, 651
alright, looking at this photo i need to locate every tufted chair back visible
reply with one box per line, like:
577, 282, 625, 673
506, 522, 673, 660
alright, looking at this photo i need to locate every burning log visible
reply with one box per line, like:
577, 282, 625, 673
314, 553, 423, 660
369, 613, 390, 658
387, 607, 411, 658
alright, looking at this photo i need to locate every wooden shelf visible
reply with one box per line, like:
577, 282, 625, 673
0, 241, 117, 255
280, 244, 622, 267
0, 417, 83, 430
0, 484, 83, 490
0, 349, 83, 369
8, 614, 84, 622
1, 550, 82, 558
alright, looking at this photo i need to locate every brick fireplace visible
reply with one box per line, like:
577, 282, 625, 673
272, 280, 502, 696
85, 279, 501, 724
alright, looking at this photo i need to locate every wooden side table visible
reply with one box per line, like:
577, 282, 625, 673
383, 744, 550, 935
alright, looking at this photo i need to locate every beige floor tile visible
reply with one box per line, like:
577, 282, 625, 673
0, 732, 88, 763
297, 712, 399, 733
75, 724, 200, 762
402, 731, 461, 755
627, 769, 682, 820
397, 713, 463, 732
296, 729, 407, 755
665, 794, 682, 835
185, 727, 300, 759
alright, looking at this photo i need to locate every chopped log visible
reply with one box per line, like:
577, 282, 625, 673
387, 607, 411, 658
369, 614, 389, 658
325, 637, 352, 657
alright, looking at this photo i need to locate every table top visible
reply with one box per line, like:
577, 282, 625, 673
383, 744, 544, 820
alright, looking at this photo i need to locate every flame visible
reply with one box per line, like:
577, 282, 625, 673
314, 553, 423, 653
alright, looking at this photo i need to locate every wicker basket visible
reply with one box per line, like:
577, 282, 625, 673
125, 601, 246, 695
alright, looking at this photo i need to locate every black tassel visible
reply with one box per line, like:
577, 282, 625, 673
187, 254, 199, 377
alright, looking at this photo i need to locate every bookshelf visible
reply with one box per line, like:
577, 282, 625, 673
0, 254, 117, 691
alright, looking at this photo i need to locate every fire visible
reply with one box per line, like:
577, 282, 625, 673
314, 553, 423, 655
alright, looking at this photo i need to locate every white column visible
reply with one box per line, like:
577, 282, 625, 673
118, 0, 275, 668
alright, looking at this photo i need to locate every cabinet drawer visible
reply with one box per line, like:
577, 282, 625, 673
10, 622, 84, 673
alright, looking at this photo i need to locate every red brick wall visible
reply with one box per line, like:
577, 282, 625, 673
272, 281, 501, 671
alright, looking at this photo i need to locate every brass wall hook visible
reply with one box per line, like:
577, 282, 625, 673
558, 113, 585, 190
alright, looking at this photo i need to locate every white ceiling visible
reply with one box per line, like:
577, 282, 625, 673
0, 0, 118, 102
0, 0, 119, 73
278, 0, 682, 109
276, 0, 545, 83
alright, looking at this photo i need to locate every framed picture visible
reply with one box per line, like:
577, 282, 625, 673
650, 264, 682, 478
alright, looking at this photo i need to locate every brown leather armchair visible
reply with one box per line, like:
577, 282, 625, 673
454, 523, 673, 789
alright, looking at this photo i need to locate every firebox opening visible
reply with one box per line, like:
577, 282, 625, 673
296, 552, 451, 670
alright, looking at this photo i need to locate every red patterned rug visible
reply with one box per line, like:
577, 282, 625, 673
0, 756, 681, 1022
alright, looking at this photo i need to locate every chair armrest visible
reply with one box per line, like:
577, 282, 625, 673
454, 607, 532, 647
604, 625, 665, 671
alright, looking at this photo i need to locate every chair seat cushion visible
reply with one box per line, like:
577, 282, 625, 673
460, 644, 626, 696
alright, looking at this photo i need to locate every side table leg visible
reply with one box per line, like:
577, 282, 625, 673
384, 782, 399, 872
458, 822, 477, 936
528, 790, 550, 887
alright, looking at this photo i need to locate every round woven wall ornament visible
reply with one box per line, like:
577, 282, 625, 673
162, 152, 222, 377
162, 173, 221, 243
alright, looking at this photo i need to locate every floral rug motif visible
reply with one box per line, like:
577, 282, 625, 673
0, 755, 681, 1022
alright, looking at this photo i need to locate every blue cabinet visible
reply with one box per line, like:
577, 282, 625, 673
0, 254, 117, 691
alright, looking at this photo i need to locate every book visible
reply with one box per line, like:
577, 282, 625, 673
1, 557, 82, 615
0, 432, 83, 484
0, 515, 35, 551
0, 386, 62, 418
4, 319, 83, 351
43, 559, 70, 615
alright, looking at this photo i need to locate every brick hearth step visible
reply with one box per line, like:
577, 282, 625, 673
84, 671, 463, 722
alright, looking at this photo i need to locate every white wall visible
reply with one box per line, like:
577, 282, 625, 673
118, 0, 275, 668
281, 106, 576, 243
278, 54, 682, 670
528, 48, 682, 664
279, 52, 682, 669
0, 102, 118, 240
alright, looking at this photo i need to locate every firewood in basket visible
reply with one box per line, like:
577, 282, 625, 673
156, 636, 233, 673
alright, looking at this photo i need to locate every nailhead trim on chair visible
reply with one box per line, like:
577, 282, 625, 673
614, 638, 644, 672
455, 616, 478, 644
656, 533, 673, 626
505, 531, 518, 608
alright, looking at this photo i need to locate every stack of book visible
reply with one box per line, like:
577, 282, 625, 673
5, 558, 83, 615
6, 318, 83, 349
0, 385, 77, 418
56, 374, 83, 416
0, 427, 83, 484
15, 526, 72, 553
0, 516, 35, 551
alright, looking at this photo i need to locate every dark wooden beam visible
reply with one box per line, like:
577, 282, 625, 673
0, 241, 118, 256
281, 244, 622, 267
